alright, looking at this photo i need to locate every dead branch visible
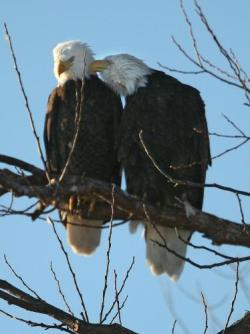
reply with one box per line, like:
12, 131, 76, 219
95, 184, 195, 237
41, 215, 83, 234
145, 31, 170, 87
102, 257, 135, 324
0, 154, 44, 176
0, 168, 250, 249
165, 0, 250, 106
3, 23, 50, 181
50, 261, 75, 317
4, 255, 43, 301
217, 312, 250, 334
0, 279, 137, 334
99, 184, 115, 323
49, 218, 89, 323
222, 262, 240, 333
201, 292, 208, 334
113, 270, 122, 325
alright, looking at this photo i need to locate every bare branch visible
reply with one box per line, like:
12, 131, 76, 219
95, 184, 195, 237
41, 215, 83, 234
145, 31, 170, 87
172, 320, 177, 334
212, 138, 249, 160
4, 255, 42, 300
50, 261, 75, 317
201, 292, 208, 334
102, 257, 135, 324
113, 270, 122, 325
139, 129, 250, 197
0, 309, 75, 334
49, 217, 89, 323
0, 154, 44, 176
218, 312, 250, 334
0, 279, 137, 334
236, 194, 247, 226
158, 62, 205, 75
59, 78, 85, 183
100, 184, 115, 323
3, 23, 50, 181
222, 114, 247, 137
222, 262, 240, 333
109, 296, 128, 325
1, 169, 250, 248
155, 236, 248, 270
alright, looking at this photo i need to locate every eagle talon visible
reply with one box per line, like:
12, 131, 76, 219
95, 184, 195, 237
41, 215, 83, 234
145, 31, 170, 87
88, 199, 96, 215
69, 195, 77, 213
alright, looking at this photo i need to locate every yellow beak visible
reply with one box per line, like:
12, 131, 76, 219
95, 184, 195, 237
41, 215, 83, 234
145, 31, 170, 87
57, 60, 72, 76
89, 60, 111, 74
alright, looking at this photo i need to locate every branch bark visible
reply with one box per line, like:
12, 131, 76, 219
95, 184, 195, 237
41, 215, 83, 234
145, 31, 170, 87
0, 166, 250, 248
218, 312, 250, 334
0, 279, 137, 334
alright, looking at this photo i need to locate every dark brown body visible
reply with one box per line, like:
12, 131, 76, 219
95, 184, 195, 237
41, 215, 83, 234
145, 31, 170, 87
119, 70, 211, 210
44, 77, 122, 185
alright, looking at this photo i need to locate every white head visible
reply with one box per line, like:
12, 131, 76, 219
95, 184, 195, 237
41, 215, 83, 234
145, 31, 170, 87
90, 54, 152, 96
53, 40, 95, 86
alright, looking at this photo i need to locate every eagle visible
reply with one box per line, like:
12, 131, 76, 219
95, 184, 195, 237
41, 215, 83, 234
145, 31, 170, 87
44, 41, 122, 255
91, 54, 211, 280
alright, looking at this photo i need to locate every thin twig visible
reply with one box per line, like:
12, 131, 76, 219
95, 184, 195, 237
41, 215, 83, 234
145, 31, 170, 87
158, 62, 205, 75
4, 255, 42, 300
0, 309, 75, 333
209, 132, 250, 139
172, 320, 177, 334
201, 292, 208, 334
50, 262, 74, 317
222, 114, 246, 137
99, 184, 115, 323
144, 200, 250, 270
174, 228, 237, 260
179, 0, 202, 65
169, 0, 250, 103
101, 257, 135, 324
155, 237, 249, 269
59, 53, 86, 183
139, 129, 250, 197
236, 193, 247, 227
3, 23, 50, 181
0, 279, 138, 334
212, 138, 249, 160
193, 0, 250, 100
0, 154, 44, 176
171, 36, 243, 89
222, 262, 240, 333
48, 217, 89, 323
109, 296, 128, 325
114, 270, 122, 325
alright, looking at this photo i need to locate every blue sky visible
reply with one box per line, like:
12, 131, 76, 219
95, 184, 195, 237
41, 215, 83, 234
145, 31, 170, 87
1, 1, 250, 333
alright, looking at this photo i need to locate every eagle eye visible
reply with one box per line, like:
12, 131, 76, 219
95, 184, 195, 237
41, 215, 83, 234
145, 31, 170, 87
67, 56, 75, 63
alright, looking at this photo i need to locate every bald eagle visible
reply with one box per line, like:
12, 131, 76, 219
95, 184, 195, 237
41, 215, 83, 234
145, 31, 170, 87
44, 41, 122, 255
91, 54, 211, 280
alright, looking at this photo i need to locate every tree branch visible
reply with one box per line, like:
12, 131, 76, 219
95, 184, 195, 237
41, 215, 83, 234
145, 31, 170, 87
218, 312, 250, 334
0, 168, 250, 248
0, 279, 137, 334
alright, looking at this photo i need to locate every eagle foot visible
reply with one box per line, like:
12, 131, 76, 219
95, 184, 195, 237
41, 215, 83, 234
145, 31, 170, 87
69, 195, 77, 213
88, 199, 96, 215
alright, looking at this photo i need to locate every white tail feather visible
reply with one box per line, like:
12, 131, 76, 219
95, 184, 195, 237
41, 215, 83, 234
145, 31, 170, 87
129, 220, 143, 234
66, 215, 102, 255
146, 225, 191, 281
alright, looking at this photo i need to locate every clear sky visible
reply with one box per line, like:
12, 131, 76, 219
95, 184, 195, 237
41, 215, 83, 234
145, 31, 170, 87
1, 1, 250, 333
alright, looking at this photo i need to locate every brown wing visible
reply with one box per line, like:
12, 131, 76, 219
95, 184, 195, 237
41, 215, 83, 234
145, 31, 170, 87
44, 78, 123, 185
119, 70, 211, 210
44, 88, 60, 175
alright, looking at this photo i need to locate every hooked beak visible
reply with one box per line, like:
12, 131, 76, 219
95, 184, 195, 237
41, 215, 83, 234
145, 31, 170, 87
89, 60, 111, 74
57, 60, 72, 76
